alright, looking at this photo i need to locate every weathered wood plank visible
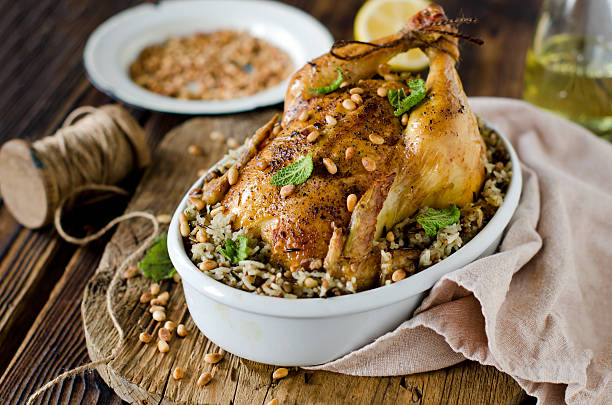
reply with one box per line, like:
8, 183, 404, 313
0, 0, 144, 143
0, 243, 124, 404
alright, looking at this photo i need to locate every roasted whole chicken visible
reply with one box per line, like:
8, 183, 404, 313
203, 4, 486, 290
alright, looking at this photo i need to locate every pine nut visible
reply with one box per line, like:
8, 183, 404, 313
362, 157, 376, 172
140, 292, 154, 304
173, 367, 183, 380
172, 272, 181, 283
123, 267, 139, 279
267, 400, 279, 405
188, 197, 205, 211
322, 158, 337, 174
386, 231, 395, 242
345, 146, 355, 160
139, 332, 153, 343
349, 87, 364, 95
350, 93, 363, 104
157, 340, 169, 353
272, 124, 281, 135
325, 115, 337, 126
346, 194, 357, 212
304, 277, 318, 288
199, 260, 218, 271
272, 367, 289, 380
179, 213, 190, 237
280, 184, 295, 198
197, 372, 213, 386
339, 81, 349, 88
298, 110, 310, 121
401, 113, 409, 126
210, 130, 225, 141
158, 327, 172, 342
392, 269, 407, 282
369, 134, 385, 145
156, 214, 171, 224
256, 159, 269, 170
342, 99, 357, 111
149, 305, 165, 313
188, 145, 204, 156
150, 283, 160, 295
177, 324, 188, 337
310, 259, 322, 270
227, 138, 239, 148
205, 353, 224, 364
228, 166, 239, 185
157, 291, 170, 304
306, 130, 320, 143
153, 310, 166, 322
150, 298, 164, 306
210, 206, 224, 216
164, 321, 176, 333
196, 228, 207, 243
377, 87, 388, 97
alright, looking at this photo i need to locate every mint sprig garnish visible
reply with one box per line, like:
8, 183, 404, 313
270, 153, 313, 187
138, 234, 176, 282
416, 205, 460, 238
387, 78, 427, 117
218, 235, 249, 264
308, 67, 344, 95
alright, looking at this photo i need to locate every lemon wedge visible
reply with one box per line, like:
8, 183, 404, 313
354, 0, 430, 71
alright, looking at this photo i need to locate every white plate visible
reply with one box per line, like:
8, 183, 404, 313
83, 0, 333, 114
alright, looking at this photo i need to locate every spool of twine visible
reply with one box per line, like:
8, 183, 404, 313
0, 104, 150, 229
0, 105, 161, 404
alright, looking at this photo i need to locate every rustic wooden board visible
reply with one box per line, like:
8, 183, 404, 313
81, 110, 526, 405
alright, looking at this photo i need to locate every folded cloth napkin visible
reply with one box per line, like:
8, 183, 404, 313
308, 98, 612, 405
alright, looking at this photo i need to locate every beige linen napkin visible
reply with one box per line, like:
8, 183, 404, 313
309, 98, 612, 405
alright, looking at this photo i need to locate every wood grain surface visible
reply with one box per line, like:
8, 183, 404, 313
0, 0, 542, 404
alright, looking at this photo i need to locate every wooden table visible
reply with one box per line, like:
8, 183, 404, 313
0, 0, 541, 403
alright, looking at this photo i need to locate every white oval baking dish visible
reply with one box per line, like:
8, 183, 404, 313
167, 129, 522, 366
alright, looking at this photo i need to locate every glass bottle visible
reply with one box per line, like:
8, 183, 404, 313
523, 0, 612, 140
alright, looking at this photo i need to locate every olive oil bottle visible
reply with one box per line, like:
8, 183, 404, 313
523, 34, 612, 140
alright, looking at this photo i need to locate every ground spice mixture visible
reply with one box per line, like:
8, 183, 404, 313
129, 30, 293, 100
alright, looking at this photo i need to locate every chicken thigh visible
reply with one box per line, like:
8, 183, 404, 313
219, 4, 485, 290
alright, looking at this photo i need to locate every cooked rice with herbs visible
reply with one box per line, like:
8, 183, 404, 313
181, 119, 512, 298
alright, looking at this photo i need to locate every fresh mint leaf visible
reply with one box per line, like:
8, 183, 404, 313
270, 153, 313, 187
218, 235, 249, 264
416, 205, 460, 238
138, 234, 176, 282
387, 79, 427, 117
235, 235, 249, 262
387, 88, 406, 109
308, 67, 344, 95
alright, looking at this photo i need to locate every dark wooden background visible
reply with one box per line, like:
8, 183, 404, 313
0, 0, 542, 403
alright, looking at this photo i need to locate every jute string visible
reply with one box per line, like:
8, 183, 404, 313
25, 106, 159, 405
